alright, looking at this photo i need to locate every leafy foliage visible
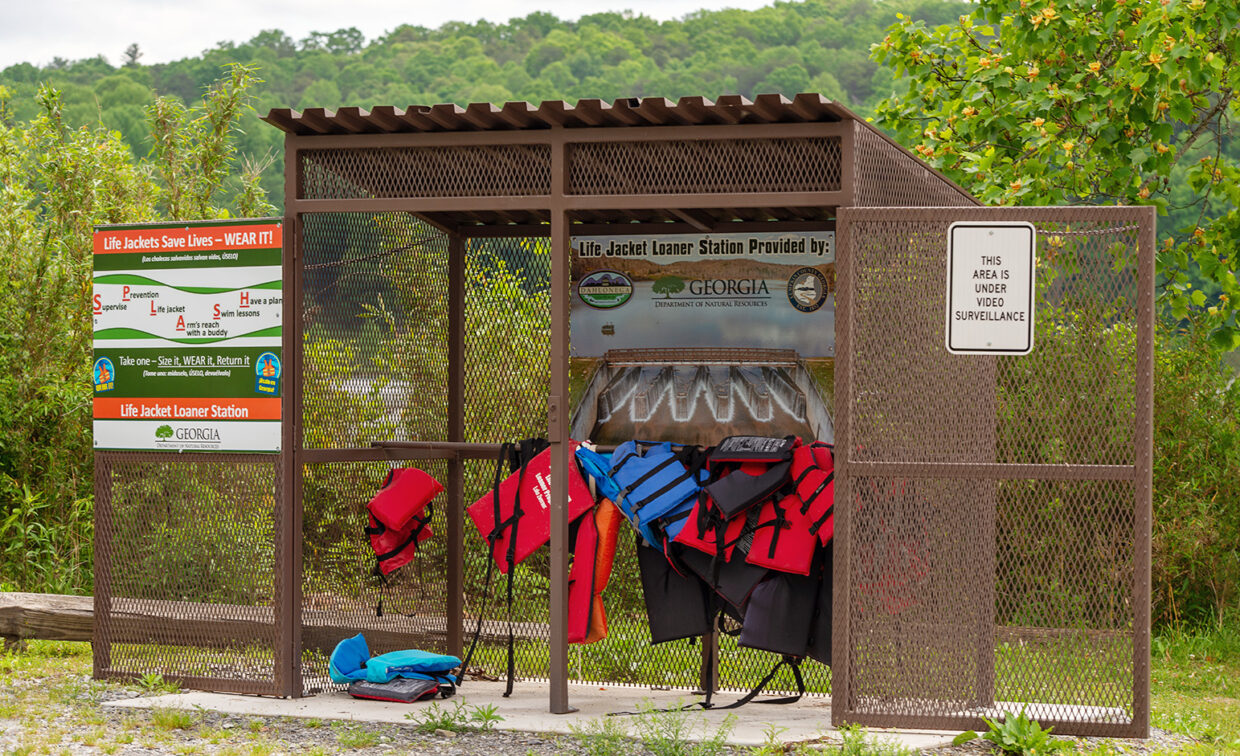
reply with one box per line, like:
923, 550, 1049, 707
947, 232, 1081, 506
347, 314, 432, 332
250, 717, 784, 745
0, 0, 970, 204
0, 66, 269, 593
953, 709, 1072, 755
872, 0, 1240, 347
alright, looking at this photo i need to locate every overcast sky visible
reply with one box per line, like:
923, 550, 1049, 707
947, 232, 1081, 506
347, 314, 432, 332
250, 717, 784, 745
1, 0, 776, 69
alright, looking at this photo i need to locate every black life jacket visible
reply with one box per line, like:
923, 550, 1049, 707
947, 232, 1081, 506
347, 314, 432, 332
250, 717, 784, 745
636, 537, 713, 644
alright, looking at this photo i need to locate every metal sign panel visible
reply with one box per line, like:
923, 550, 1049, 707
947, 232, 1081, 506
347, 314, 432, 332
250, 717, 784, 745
92, 219, 283, 452
945, 222, 1036, 354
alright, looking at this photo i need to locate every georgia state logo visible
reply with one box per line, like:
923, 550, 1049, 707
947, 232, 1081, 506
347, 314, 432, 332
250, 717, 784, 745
787, 267, 828, 313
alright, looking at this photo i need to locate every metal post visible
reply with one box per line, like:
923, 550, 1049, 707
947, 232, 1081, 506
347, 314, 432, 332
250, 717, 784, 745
547, 134, 574, 714
92, 454, 113, 677
831, 207, 853, 726
276, 137, 304, 698
1133, 207, 1156, 737
446, 233, 466, 657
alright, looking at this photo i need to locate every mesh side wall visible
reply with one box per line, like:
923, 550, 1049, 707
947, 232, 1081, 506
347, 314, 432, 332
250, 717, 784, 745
301, 145, 552, 199
567, 138, 842, 195
852, 123, 975, 207
838, 208, 1148, 734
96, 453, 280, 693
300, 459, 452, 694
301, 213, 450, 448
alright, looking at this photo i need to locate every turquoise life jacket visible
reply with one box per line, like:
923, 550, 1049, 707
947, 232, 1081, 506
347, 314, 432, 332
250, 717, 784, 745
609, 441, 707, 549
328, 633, 461, 685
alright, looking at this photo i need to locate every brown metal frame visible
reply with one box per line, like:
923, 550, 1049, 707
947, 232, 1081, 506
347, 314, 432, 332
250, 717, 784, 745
94, 95, 1151, 735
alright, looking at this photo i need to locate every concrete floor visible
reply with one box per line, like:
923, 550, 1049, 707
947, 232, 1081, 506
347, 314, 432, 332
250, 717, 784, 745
105, 680, 961, 749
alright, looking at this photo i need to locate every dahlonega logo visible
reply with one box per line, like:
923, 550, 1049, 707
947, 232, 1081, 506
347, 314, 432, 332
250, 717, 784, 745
787, 267, 828, 313
577, 270, 633, 309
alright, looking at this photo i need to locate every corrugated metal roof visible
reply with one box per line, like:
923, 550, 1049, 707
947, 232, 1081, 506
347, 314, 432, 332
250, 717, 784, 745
263, 93, 857, 135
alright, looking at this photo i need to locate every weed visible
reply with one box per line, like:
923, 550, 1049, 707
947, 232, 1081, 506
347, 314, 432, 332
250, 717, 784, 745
404, 699, 502, 734
569, 715, 638, 755
836, 724, 916, 756
469, 702, 504, 731
335, 722, 380, 749
150, 707, 197, 731
135, 672, 182, 695
304, 717, 324, 729
247, 717, 265, 733
749, 723, 788, 755
953, 710, 1072, 755
632, 701, 735, 756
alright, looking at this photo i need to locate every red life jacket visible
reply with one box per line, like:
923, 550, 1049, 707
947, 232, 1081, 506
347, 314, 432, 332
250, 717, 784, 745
745, 494, 818, 576
466, 440, 594, 573
788, 442, 835, 546
567, 498, 622, 644
365, 468, 441, 575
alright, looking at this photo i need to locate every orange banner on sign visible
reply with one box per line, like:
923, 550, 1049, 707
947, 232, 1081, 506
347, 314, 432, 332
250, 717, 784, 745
93, 397, 281, 421
93, 224, 282, 254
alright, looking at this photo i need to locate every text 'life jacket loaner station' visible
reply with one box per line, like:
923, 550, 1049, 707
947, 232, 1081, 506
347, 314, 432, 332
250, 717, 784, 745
91, 94, 1154, 738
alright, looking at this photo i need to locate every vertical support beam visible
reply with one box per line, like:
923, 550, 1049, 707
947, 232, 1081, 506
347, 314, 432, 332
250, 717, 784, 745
698, 628, 719, 694
831, 208, 853, 726
92, 454, 113, 677
547, 135, 574, 714
276, 136, 304, 698
841, 123, 858, 207
446, 233, 466, 657
1132, 207, 1156, 737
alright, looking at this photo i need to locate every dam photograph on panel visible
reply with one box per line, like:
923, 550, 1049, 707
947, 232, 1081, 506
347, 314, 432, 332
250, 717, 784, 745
568, 231, 835, 446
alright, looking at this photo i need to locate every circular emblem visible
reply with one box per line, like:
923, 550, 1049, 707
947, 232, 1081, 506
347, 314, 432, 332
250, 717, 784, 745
787, 267, 828, 313
93, 357, 116, 392
577, 270, 634, 309
256, 352, 282, 379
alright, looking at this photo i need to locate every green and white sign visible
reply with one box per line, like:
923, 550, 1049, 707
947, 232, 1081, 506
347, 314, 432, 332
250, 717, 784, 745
92, 219, 283, 452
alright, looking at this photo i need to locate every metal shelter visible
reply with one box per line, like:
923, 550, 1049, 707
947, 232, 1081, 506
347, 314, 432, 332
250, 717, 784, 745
93, 93, 1153, 737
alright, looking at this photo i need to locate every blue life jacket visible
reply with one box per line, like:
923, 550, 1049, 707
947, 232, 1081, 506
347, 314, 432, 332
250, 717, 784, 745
575, 447, 621, 502
365, 649, 462, 684
328, 633, 461, 685
610, 441, 707, 548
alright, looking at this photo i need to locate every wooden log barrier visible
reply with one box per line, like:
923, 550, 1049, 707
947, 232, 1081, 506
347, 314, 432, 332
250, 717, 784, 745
0, 592, 547, 652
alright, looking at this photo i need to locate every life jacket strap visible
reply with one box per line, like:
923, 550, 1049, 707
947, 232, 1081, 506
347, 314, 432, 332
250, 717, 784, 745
372, 504, 434, 564
797, 471, 834, 515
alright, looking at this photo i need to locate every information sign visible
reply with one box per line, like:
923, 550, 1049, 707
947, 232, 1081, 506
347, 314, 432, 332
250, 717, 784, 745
92, 219, 283, 452
945, 222, 1036, 355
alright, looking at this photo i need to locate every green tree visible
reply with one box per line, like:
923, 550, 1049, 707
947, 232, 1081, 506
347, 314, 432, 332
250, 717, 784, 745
652, 276, 685, 298
0, 65, 273, 593
872, 0, 1240, 349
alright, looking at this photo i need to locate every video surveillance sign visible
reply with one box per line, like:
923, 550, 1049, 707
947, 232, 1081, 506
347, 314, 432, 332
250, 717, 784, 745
945, 222, 1036, 355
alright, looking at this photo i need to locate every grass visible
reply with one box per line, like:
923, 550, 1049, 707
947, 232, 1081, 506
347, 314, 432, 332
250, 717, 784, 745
0, 628, 1235, 754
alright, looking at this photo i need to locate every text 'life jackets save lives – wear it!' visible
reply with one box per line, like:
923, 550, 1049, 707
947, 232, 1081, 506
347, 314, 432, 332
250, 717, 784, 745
365, 467, 443, 576
329, 633, 460, 702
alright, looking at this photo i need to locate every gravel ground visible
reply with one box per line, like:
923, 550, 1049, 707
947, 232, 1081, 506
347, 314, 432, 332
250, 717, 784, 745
0, 672, 1205, 755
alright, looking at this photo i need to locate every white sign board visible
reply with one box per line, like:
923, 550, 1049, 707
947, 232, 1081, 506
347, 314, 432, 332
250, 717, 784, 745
945, 222, 1036, 354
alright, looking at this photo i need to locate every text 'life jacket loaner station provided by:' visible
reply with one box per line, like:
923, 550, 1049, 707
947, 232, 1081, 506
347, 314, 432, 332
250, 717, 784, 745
91, 95, 1155, 738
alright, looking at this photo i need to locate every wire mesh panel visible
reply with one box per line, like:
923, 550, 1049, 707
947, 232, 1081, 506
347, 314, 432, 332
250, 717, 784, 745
94, 452, 281, 695
835, 207, 1152, 736
567, 138, 842, 195
299, 459, 452, 694
301, 145, 552, 200
301, 213, 450, 448
852, 123, 976, 208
